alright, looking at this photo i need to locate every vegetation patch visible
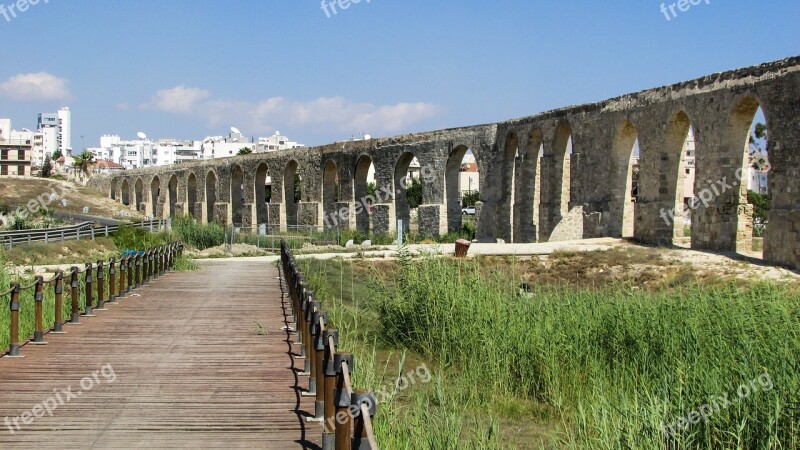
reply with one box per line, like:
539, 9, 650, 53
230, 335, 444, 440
298, 249, 800, 449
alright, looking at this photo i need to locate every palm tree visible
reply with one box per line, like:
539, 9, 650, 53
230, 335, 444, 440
73, 150, 95, 175
238, 147, 253, 156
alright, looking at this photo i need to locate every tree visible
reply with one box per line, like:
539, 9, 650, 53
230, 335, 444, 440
40, 154, 53, 178
294, 173, 303, 203
52, 149, 63, 160
407, 177, 423, 209
462, 191, 479, 207
747, 190, 770, 225
72, 150, 95, 174
238, 147, 253, 156
750, 122, 767, 154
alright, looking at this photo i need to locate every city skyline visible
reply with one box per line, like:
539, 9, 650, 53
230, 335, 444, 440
0, 0, 797, 148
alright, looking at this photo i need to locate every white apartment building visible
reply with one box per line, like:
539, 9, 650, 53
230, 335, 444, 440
256, 131, 304, 152
57, 107, 72, 155
0, 118, 10, 140
37, 107, 71, 157
87, 129, 304, 170
90, 135, 203, 169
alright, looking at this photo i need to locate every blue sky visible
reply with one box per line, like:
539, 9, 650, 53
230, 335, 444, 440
0, 0, 797, 148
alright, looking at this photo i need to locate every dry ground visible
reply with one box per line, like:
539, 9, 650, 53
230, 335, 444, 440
0, 177, 143, 221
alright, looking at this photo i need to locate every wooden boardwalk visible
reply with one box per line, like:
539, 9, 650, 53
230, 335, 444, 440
0, 260, 319, 449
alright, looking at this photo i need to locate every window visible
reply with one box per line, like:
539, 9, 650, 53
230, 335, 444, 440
686, 169, 691, 175
18, 150, 25, 160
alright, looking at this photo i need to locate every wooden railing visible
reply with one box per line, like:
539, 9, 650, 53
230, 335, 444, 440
280, 241, 379, 450
0, 219, 167, 249
2, 242, 183, 357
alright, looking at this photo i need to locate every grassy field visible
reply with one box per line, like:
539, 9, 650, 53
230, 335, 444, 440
298, 248, 800, 449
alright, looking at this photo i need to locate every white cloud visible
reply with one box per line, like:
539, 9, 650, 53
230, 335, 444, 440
0, 72, 72, 101
139, 86, 440, 137
142, 85, 210, 114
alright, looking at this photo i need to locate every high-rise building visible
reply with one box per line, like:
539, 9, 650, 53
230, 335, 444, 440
37, 106, 72, 156
0, 118, 10, 141
57, 107, 72, 154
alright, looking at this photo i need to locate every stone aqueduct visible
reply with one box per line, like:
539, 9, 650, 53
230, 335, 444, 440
90, 57, 800, 269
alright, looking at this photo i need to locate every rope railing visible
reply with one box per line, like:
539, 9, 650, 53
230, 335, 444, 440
3, 242, 184, 358
280, 240, 379, 450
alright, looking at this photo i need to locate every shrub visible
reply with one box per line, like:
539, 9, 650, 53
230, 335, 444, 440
171, 216, 225, 250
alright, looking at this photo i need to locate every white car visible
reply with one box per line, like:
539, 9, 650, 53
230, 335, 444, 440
462, 206, 476, 215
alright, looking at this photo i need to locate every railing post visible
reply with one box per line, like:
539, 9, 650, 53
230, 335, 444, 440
334, 354, 354, 450
303, 295, 315, 378
147, 250, 154, 282
96, 260, 106, 310
314, 311, 329, 419
7, 284, 21, 357
32, 276, 47, 344
352, 391, 378, 450
135, 254, 141, 287
53, 272, 65, 333
84, 263, 95, 316
70, 266, 80, 324
323, 330, 339, 450
108, 258, 117, 303
128, 255, 135, 292
119, 256, 127, 297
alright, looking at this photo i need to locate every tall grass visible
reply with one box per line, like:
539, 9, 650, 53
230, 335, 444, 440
374, 254, 800, 448
171, 216, 225, 250
300, 253, 800, 449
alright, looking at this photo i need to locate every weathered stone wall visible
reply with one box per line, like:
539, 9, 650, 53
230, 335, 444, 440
89, 57, 800, 268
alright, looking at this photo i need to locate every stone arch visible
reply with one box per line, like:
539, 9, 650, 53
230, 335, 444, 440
121, 179, 130, 207
168, 174, 178, 218
394, 152, 418, 233
664, 110, 694, 243
150, 176, 161, 218
134, 178, 144, 212
445, 145, 470, 233
323, 160, 338, 229
206, 170, 218, 223
725, 95, 766, 253
501, 131, 519, 242
255, 163, 270, 225
533, 138, 545, 242
354, 155, 374, 234
521, 128, 543, 243
110, 179, 117, 201
553, 121, 573, 219
187, 172, 198, 219
231, 165, 244, 225
609, 120, 638, 238
283, 160, 300, 228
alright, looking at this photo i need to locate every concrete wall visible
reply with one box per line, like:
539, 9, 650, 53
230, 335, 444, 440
89, 56, 800, 269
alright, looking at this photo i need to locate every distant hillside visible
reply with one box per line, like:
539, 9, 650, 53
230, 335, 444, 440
0, 177, 144, 227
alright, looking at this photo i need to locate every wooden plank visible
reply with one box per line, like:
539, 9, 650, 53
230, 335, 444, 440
0, 260, 319, 449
